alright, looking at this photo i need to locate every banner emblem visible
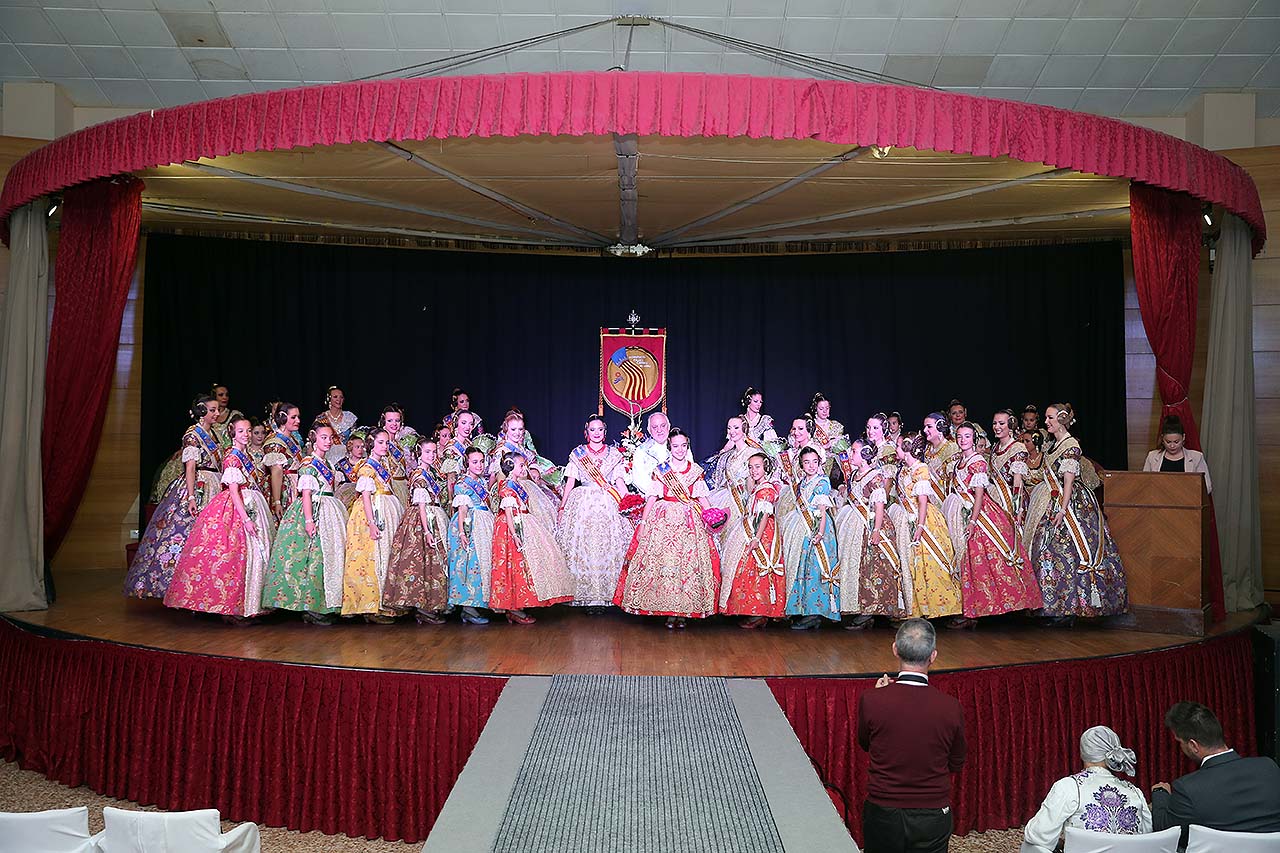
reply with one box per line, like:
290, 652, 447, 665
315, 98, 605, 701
599, 328, 666, 418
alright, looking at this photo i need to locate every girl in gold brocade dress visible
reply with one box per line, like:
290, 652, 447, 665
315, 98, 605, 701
922, 413, 960, 506
890, 434, 961, 619
923, 412, 963, 560
342, 429, 404, 621
614, 429, 721, 628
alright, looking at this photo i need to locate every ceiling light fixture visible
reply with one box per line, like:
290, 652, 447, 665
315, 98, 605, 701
608, 243, 652, 257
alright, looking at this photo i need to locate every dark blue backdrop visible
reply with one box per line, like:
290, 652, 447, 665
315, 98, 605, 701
140, 235, 1126, 490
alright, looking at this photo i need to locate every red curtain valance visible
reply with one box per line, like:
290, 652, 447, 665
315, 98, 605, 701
0, 73, 1266, 254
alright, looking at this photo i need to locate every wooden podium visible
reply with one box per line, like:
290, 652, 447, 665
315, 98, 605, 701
1102, 471, 1210, 636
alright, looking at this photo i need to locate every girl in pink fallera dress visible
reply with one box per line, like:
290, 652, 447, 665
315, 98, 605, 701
166, 417, 277, 621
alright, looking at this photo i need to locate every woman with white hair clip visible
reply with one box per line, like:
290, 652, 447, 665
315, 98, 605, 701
1022, 726, 1152, 852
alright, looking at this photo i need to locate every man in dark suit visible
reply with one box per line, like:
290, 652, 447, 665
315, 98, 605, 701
1152, 701, 1280, 840
857, 618, 966, 853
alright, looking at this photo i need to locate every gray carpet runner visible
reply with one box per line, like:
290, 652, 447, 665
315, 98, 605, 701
491, 674, 785, 853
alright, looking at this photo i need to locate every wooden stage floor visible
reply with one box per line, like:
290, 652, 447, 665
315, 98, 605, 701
4, 569, 1261, 678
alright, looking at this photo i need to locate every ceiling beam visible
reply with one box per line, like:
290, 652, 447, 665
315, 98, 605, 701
141, 201, 592, 247
379, 141, 611, 245
614, 133, 639, 245
650, 147, 868, 246
668, 205, 1130, 247
177, 160, 590, 244
669, 166, 1078, 246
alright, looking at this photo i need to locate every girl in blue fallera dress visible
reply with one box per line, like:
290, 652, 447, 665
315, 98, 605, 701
783, 447, 841, 630
447, 448, 495, 624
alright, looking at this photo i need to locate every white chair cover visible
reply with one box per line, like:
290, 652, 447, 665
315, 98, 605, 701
99, 807, 259, 853
1186, 824, 1280, 853
1063, 826, 1181, 853
0, 806, 98, 853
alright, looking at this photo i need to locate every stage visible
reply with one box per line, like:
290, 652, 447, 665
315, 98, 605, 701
0, 568, 1265, 845
4, 569, 1260, 678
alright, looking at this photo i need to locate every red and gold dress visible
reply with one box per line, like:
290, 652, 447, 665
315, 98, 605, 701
489, 480, 575, 610
946, 453, 1043, 617
614, 459, 721, 618
719, 481, 785, 617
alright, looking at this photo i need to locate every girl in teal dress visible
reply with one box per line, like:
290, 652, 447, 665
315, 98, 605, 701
447, 448, 494, 624
784, 447, 841, 630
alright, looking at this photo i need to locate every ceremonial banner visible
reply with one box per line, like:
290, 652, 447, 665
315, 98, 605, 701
599, 328, 666, 418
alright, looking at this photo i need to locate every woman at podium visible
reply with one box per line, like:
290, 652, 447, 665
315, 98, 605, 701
1142, 416, 1212, 493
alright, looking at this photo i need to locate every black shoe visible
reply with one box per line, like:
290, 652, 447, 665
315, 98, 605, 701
791, 615, 823, 630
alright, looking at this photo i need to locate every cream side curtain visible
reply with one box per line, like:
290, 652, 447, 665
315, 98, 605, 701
1202, 213, 1263, 611
0, 199, 49, 612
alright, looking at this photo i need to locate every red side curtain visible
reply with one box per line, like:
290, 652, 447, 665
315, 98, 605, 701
769, 632, 1255, 845
42, 177, 143, 554
1129, 182, 1226, 622
1130, 183, 1201, 447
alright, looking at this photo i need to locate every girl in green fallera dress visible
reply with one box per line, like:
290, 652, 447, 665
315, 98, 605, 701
262, 425, 349, 624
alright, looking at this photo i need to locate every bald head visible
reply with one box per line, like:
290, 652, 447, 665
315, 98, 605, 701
648, 412, 670, 444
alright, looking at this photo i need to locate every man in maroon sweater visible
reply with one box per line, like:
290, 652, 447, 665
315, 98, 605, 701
857, 618, 966, 853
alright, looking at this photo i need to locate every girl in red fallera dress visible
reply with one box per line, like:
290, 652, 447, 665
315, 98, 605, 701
718, 452, 785, 628
945, 422, 1043, 628
489, 453, 576, 624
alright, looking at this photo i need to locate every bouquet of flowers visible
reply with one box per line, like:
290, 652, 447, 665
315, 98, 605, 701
619, 424, 645, 477
701, 507, 728, 531
618, 493, 646, 521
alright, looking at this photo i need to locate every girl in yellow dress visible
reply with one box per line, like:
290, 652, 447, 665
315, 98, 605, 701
342, 428, 404, 622
890, 433, 961, 619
